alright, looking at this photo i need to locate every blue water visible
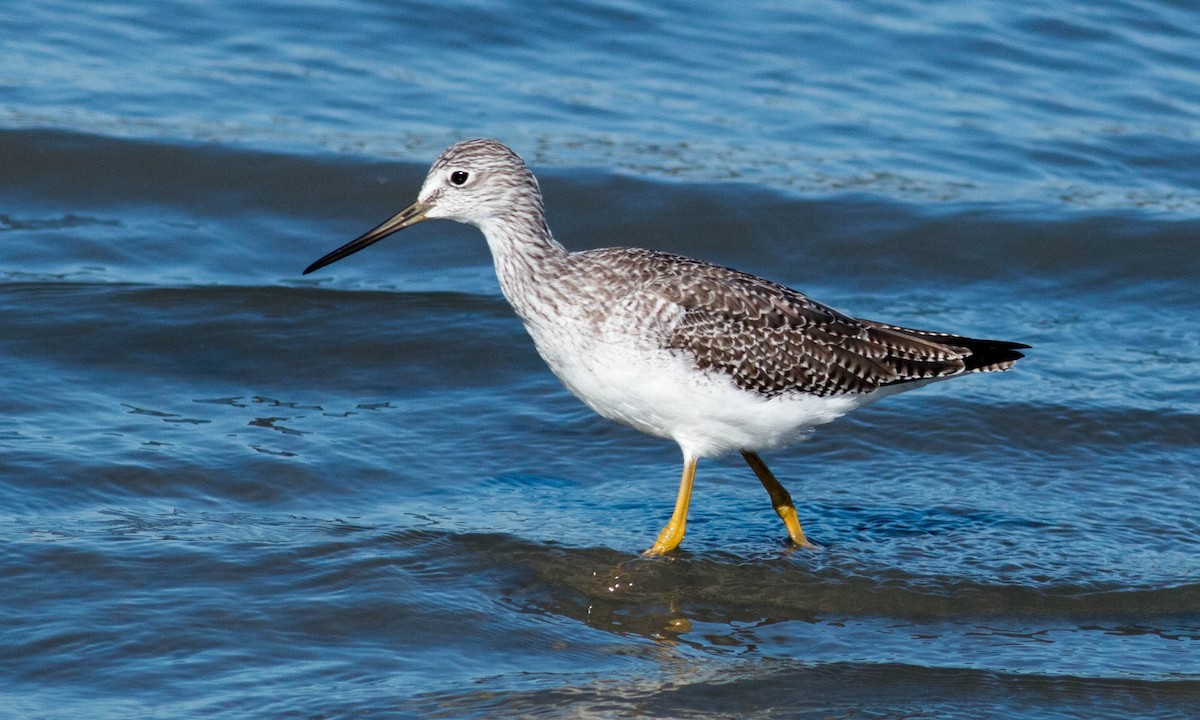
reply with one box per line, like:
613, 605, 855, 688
2, 1, 1199, 717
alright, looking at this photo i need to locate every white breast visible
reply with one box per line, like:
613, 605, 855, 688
519, 297, 872, 459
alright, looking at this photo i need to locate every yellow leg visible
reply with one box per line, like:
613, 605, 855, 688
643, 454, 698, 556
741, 450, 814, 548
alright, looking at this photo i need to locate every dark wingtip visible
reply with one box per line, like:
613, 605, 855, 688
961, 339, 1031, 373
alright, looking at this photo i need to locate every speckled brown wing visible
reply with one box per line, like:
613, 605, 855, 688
634, 250, 1027, 398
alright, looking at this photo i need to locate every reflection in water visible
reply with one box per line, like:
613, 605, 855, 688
471, 533, 1199, 682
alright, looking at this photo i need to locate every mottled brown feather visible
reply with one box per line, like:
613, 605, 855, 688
583, 248, 1030, 398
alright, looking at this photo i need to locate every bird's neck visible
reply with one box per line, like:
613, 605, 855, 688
479, 213, 570, 320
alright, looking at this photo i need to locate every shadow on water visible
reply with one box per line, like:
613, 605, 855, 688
391, 528, 1200, 718
444, 533, 1200, 631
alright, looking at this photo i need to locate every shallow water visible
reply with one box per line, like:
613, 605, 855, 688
2, 1, 1199, 717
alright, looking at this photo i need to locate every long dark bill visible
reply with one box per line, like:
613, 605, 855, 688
302, 200, 432, 275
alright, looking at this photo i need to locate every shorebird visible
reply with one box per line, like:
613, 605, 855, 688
304, 139, 1028, 555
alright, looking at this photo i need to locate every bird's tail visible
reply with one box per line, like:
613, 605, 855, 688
864, 321, 1030, 374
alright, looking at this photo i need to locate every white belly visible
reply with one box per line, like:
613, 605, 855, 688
524, 317, 871, 459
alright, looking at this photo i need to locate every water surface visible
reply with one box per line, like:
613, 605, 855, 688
2, 1, 1198, 717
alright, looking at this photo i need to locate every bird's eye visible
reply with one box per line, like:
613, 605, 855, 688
449, 170, 470, 186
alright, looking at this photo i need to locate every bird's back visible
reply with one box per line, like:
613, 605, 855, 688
562, 246, 1027, 399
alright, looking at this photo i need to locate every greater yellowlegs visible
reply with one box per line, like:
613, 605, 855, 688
304, 139, 1028, 555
